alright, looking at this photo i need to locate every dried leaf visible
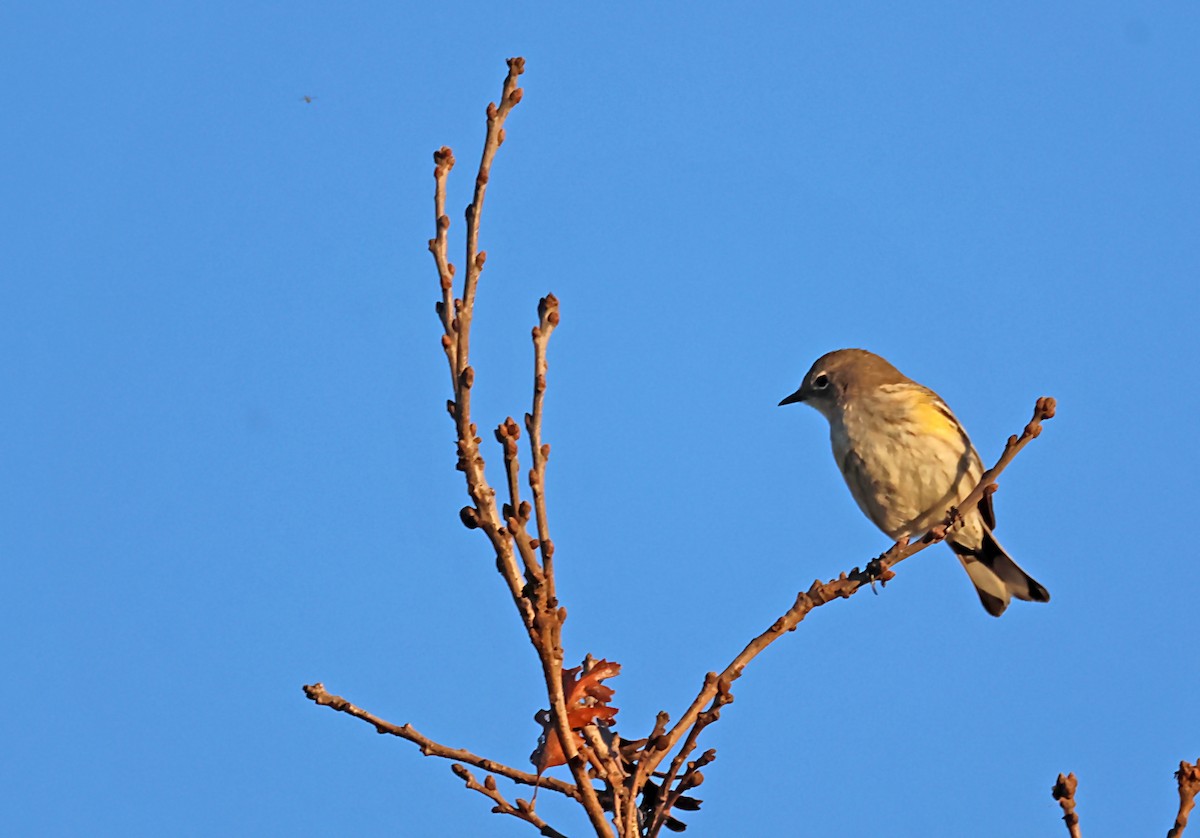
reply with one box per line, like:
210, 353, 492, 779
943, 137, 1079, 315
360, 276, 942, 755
530, 659, 621, 773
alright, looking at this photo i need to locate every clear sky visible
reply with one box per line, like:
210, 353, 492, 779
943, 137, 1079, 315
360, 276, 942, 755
3, 2, 1198, 836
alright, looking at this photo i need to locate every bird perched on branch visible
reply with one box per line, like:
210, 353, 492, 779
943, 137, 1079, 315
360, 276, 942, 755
779, 348, 1049, 616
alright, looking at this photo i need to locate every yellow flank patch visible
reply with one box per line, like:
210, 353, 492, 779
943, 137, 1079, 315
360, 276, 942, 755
915, 397, 961, 439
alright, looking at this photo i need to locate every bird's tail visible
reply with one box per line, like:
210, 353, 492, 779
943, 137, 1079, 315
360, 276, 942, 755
948, 527, 1050, 617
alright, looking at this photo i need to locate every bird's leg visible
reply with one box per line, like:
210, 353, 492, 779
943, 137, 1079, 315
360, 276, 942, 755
866, 537, 908, 591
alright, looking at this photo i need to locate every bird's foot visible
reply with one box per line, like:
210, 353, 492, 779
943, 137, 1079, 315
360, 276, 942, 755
865, 538, 907, 591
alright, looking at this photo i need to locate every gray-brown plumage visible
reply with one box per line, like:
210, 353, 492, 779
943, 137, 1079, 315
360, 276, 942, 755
780, 349, 1049, 616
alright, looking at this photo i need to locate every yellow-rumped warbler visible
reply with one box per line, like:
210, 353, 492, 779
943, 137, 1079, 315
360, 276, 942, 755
779, 348, 1049, 616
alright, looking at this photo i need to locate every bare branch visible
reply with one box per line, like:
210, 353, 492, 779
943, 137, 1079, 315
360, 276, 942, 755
647, 748, 711, 838
1169, 759, 1200, 838
527, 293, 559, 589
458, 57, 525, 367
1052, 772, 1083, 838
452, 764, 569, 838
301, 683, 581, 800
497, 416, 543, 585
422, 59, 614, 837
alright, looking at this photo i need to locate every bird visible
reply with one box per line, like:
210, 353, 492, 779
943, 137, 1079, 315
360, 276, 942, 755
778, 348, 1049, 616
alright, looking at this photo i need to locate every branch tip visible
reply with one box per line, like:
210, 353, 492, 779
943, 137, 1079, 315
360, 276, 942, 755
1052, 772, 1082, 838
1170, 758, 1200, 838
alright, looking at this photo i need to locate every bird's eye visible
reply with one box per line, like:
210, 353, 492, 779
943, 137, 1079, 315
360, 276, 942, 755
813, 373, 830, 389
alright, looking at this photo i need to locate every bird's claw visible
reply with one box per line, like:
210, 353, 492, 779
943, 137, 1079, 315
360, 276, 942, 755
864, 539, 906, 591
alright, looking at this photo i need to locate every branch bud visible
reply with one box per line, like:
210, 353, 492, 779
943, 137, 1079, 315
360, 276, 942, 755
433, 147, 455, 173
459, 506, 480, 529
518, 500, 531, 521
538, 293, 559, 321
484, 775, 497, 791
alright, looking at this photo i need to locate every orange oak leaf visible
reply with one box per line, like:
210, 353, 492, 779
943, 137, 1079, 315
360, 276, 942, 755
530, 659, 621, 774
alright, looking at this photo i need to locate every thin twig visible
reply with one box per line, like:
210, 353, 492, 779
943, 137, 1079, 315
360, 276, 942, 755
430, 148, 458, 383
425, 59, 613, 837
497, 416, 543, 585
645, 689, 722, 838
1169, 759, 1200, 838
452, 764, 568, 838
1052, 772, 1082, 838
648, 749, 711, 838
635, 397, 1057, 790
527, 294, 559, 595
301, 683, 579, 800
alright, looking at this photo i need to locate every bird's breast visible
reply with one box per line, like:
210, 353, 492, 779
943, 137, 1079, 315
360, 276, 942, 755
829, 398, 980, 539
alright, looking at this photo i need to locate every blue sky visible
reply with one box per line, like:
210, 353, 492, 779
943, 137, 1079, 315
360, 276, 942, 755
3, 2, 1198, 836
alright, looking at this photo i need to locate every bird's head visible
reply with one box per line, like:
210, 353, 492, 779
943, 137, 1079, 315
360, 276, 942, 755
778, 348, 905, 421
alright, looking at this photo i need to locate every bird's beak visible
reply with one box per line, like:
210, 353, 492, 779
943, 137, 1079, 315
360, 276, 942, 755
778, 387, 805, 406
